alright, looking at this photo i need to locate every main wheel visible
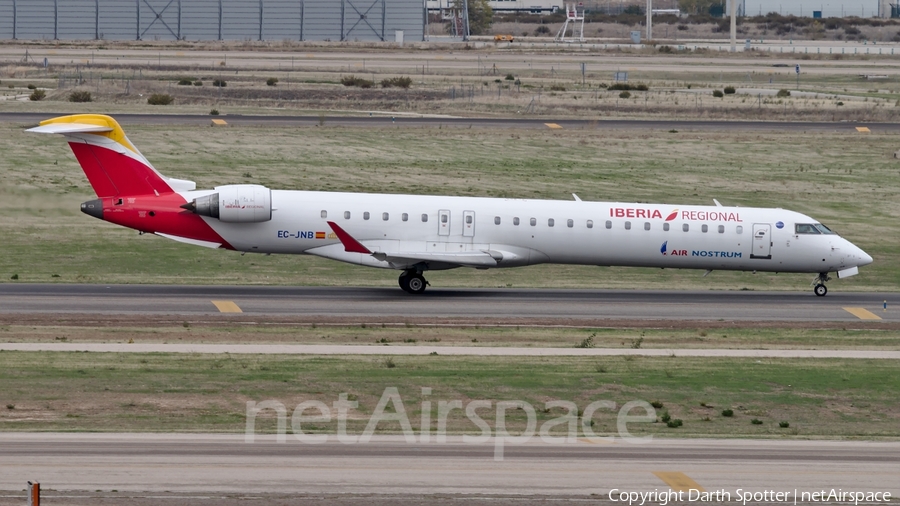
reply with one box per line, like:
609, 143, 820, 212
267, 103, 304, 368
398, 272, 412, 293
406, 274, 427, 294
814, 284, 827, 297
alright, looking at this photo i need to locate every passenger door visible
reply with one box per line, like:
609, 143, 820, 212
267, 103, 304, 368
751, 223, 772, 259
462, 210, 475, 238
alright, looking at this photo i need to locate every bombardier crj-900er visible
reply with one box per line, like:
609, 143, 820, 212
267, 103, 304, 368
30, 114, 873, 296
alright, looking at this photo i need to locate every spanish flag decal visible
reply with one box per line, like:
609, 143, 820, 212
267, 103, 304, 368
315, 231, 326, 239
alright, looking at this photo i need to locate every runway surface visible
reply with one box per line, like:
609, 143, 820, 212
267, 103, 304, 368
0, 284, 896, 323
2, 111, 898, 132
2, 342, 899, 358
1, 434, 897, 499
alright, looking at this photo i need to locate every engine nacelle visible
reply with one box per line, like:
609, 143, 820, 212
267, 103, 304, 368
182, 184, 272, 223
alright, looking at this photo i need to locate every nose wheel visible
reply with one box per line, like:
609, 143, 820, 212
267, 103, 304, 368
399, 270, 428, 294
812, 272, 831, 297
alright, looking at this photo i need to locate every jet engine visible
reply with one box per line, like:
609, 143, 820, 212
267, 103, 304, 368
181, 184, 272, 223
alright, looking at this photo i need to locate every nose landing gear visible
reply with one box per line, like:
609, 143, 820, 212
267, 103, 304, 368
813, 272, 831, 297
399, 270, 429, 294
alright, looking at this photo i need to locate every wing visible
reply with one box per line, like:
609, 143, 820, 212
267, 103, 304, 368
321, 221, 502, 268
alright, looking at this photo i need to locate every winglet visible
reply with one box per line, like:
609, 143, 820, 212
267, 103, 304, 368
326, 221, 372, 254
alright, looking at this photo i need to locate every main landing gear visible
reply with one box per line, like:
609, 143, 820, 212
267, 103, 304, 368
813, 272, 831, 297
399, 269, 429, 294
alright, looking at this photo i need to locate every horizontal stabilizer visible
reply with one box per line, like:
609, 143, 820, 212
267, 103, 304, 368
28, 123, 114, 134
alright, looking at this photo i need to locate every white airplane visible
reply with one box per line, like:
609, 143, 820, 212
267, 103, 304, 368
30, 114, 873, 296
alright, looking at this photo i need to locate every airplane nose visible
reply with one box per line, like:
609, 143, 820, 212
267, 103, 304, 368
859, 249, 873, 267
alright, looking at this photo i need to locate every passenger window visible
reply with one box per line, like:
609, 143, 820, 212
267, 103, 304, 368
736, 225, 743, 234
702, 224, 708, 233
642, 222, 650, 231
683, 224, 689, 232
402, 213, 408, 222
586, 220, 593, 229
344, 211, 351, 220
605, 220, 612, 229
320, 210, 327, 218
494, 216, 501, 225
363, 212, 370, 220
382, 212, 389, 221
421, 214, 428, 222
467, 216, 474, 224
625, 221, 631, 230
441, 215, 448, 223
530, 218, 537, 226
718, 225, 725, 233
663, 223, 670, 232
513, 217, 520, 226
548, 218, 555, 227
567, 219, 574, 228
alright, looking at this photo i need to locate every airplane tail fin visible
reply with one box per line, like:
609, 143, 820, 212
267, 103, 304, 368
28, 114, 195, 198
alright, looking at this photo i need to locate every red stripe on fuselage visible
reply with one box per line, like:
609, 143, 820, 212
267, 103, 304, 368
101, 193, 235, 250
69, 141, 172, 197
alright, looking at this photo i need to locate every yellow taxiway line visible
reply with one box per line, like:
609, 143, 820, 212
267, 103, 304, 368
211, 300, 242, 313
652, 471, 705, 492
544, 123, 563, 129
843, 307, 881, 320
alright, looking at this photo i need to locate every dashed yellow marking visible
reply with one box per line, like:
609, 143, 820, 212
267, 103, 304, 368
212, 300, 242, 313
652, 471, 705, 492
856, 127, 871, 132
210, 119, 228, 126
843, 307, 881, 320
544, 123, 563, 129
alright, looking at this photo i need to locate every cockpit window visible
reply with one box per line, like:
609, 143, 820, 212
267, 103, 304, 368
795, 223, 820, 234
814, 223, 835, 235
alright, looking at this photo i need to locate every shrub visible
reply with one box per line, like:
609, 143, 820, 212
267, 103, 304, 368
177, 78, 194, 85
10, 274, 18, 280
534, 25, 550, 35
723, 86, 736, 94
608, 83, 631, 91
147, 93, 174, 105
712, 89, 724, 98
210, 108, 220, 115
659, 45, 673, 53
660, 411, 671, 423
576, 335, 595, 349
751, 418, 763, 425
341, 75, 374, 88
29, 89, 46, 101
27, 84, 36, 90
383, 357, 396, 369
634, 83, 649, 91
549, 84, 566, 91
380, 76, 412, 89
666, 419, 683, 428
193, 80, 203, 86
505, 73, 515, 80
836, 101, 844, 106
776, 88, 791, 98
5, 404, 13, 410
650, 400, 664, 409
68, 91, 92, 103
213, 79, 227, 87
619, 91, 631, 99
266, 77, 279, 86
721, 408, 734, 417
779, 421, 790, 428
